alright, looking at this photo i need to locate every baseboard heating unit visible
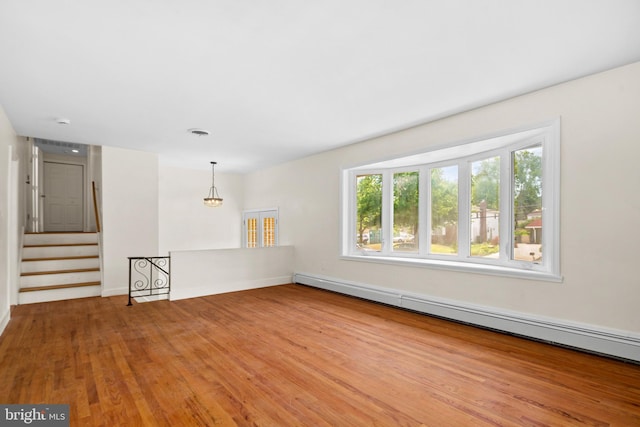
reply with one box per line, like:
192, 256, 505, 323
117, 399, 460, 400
293, 272, 640, 363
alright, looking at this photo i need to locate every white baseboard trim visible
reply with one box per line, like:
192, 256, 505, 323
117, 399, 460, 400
0, 308, 10, 338
294, 272, 640, 363
102, 286, 128, 297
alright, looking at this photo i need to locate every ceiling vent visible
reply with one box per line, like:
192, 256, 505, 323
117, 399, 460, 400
188, 128, 210, 136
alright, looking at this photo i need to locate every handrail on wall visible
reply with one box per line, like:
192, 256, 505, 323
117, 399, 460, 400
92, 181, 101, 233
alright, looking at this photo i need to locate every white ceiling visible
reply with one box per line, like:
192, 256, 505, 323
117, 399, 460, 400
1, 1, 639, 173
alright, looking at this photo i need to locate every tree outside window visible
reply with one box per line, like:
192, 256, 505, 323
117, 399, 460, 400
470, 156, 500, 258
356, 174, 382, 251
513, 146, 542, 262
393, 172, 419, 252
430, 166, 458, 255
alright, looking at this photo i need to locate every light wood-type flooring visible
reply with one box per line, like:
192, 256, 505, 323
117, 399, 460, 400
1, 284, 639, 426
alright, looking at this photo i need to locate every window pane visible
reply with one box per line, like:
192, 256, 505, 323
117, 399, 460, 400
513, 146, 543, 262
393, 171, 419, 252
470, 156, 500, 258
356, 174, 382, 251
247, 218, 257, 248
430, 166, 458, 255
263, 217, 275, 247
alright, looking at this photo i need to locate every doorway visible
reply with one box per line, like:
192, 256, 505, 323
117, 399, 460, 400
43, 162, 84, 232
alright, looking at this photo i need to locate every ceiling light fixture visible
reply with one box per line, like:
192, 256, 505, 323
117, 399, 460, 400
189, 128, 210, 136
204, 161, 223, 207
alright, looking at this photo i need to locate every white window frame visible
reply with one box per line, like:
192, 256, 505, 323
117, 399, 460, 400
341, 119, 561, 282
242, 208, 279, 248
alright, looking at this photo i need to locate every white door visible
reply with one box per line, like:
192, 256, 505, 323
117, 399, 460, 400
43, 162, 84, 231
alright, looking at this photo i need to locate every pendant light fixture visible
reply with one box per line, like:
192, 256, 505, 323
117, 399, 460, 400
204, 161, 223, 207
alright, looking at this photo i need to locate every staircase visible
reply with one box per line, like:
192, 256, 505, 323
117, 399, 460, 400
19, 232, 102, 304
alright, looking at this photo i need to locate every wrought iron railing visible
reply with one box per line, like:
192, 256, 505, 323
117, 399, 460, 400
127, 256, 170, 306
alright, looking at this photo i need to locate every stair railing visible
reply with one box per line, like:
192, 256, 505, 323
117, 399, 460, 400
128, 256, 170, 306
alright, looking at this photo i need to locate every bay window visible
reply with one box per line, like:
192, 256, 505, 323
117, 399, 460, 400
342, 119, 561, 281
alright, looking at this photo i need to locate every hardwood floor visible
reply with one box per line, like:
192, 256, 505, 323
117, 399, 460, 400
1, 284, 639, 426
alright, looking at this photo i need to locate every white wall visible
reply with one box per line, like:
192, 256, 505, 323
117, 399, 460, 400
101, 146, 159, 296
244, 62, 640, 334
0, 105, 23, 334
170, 246, 294, 301
158, 164, 244, 254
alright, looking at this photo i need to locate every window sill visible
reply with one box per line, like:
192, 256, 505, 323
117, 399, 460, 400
340, 254, 563, 283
